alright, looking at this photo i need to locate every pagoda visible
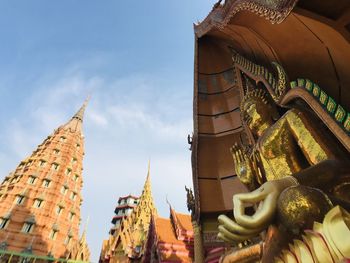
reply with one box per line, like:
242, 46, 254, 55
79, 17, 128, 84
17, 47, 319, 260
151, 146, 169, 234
100, 163, 157, 263
110, 195, 139, 235
100, 195, 139, 262
0, 101, 90, 262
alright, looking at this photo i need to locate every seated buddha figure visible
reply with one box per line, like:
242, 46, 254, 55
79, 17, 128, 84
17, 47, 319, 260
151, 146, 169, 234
218, 88, 349, 243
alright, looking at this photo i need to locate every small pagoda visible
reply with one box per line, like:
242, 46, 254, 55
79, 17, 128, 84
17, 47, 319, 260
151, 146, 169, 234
110, 195, 139, 235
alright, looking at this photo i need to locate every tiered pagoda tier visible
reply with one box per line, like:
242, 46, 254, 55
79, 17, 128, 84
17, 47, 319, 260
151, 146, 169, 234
100, 163, 157, 263
143, 206, 194, 262
0, 101, 90, 261
110, 195, 139, 235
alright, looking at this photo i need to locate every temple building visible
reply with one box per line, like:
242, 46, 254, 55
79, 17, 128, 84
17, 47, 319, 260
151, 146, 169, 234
0, 101, 90, 262
143, 205, 194, 262
191, 0, 350, 262
100, 164, 157, 262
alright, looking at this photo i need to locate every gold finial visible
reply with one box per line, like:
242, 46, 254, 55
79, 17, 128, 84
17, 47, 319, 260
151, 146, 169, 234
145, 159, 151, 183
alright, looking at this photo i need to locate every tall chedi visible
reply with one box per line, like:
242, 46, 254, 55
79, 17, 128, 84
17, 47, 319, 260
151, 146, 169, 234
0, 101, 90, 262
105, 163, 157, 263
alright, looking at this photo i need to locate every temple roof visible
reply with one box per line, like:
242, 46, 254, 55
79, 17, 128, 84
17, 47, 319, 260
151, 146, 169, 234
174, 212, 192, 232
152, 211, 194, 262
155, 207, 193, 244
155, 217, 183, 244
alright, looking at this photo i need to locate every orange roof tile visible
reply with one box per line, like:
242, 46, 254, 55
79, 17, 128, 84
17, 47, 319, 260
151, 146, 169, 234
174, 212, 193, 232
155, 217, 182, 244
153, 215, 194, 262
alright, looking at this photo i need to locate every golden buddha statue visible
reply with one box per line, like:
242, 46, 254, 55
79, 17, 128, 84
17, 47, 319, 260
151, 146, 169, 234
218, 88, 349, 243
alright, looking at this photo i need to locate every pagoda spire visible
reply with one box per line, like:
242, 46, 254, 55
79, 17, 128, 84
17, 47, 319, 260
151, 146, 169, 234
144, 160, 151, 190
147, 159, 150, 178
72, 96, 89, 122
63, 97, 89, 133
140, 162, 156, 215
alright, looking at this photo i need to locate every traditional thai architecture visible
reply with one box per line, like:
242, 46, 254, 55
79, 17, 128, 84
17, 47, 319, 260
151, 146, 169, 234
110, 195, 139, 235
100, 163, 157, 263
143, 205, 194, 262
100, 195, 139, 261
68, 226, 91, 262
0, 101, 90, 262
191, 0, 350, 262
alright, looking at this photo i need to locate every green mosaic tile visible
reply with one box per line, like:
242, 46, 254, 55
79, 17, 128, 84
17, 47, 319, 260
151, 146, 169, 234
327, 97, 337, 113
319, 90, 328, 106
343, 113, 350, 132
305, 79, 314, 91
335, 105, 346, 123
312, 84, 321, 98
297, 78, 306, 88
290, 81, 297, 89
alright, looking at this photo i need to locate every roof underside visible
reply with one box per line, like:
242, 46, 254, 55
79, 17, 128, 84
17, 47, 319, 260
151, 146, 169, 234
193, 0, 350, 217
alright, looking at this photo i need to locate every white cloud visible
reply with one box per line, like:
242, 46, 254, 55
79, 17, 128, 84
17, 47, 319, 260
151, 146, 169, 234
2, 118, 46, 161
106, 105, 191, 140
87, 110, 108, 127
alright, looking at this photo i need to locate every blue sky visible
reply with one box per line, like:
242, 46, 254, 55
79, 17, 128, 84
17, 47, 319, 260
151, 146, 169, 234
0, 1, 217, 261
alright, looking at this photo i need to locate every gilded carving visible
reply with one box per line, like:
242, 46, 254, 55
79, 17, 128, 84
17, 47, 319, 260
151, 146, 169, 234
231, 49, 289, 102
290, 78, 350, 132
217, 70, 350, 252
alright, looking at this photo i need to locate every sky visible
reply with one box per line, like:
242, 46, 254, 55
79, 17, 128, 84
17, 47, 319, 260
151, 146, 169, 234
0, 1, 217, 261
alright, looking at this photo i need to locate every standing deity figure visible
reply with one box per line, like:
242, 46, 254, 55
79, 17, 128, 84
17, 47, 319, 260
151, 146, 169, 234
218, 88, 350, 242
